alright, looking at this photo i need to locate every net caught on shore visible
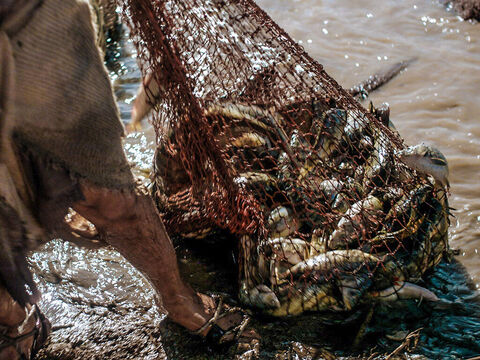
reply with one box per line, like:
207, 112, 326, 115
121, 0, 451, 316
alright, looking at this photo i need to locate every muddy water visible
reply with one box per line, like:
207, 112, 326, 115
34, 1, 480, 359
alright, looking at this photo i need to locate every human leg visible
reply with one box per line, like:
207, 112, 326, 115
72, 180, 248, 336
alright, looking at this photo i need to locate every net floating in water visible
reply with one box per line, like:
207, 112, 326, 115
121, 0, 450, 316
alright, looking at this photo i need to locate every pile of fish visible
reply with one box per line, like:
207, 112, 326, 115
153, 100, 451, 317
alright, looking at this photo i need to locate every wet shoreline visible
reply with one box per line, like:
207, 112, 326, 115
34, 238, 480, 359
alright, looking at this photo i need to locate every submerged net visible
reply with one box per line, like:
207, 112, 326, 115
121, 0, 450, 316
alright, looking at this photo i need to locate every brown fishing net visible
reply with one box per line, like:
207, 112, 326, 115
121, 0, 450, 316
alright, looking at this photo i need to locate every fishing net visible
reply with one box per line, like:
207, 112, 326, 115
121, 0, 450, 316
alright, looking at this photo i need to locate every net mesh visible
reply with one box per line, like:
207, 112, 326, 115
121, 0, 450, 316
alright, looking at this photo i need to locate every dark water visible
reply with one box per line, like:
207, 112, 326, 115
34, 1, 480, 359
